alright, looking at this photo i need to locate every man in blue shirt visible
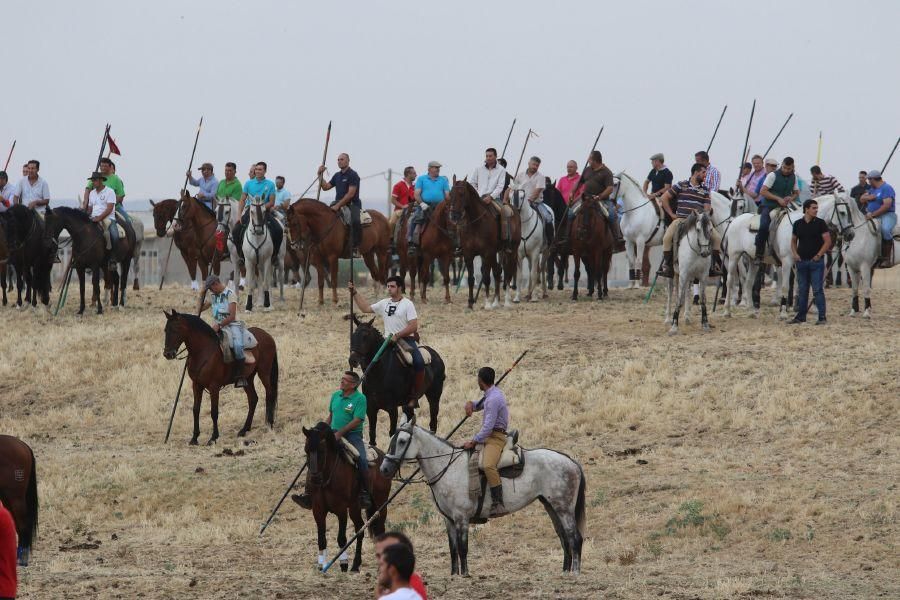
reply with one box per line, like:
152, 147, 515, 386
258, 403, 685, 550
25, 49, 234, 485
408, 161, 450, 253
318, 153, 362, 257
187, 162, 218, 210
859, 169, 896, 265
232, 162, 280, 261
274, 175, 291, 210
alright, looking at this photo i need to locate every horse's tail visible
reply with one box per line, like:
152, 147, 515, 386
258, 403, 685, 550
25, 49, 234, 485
574, 463, 586, 539
266, 347, 279, 428
23, 446, 38, 549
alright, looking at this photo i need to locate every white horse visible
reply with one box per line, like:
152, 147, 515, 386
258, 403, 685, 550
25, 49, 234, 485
380, 415, 586, 575
214, 198, 245, 293
710, 190, 755, 309
615, 171, 663, 288
829, 195, 898, 318
664, 211, 713, 334
241, 196, 285, 312
509, 184, 549, 303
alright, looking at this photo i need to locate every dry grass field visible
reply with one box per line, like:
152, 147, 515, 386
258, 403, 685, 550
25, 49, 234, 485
1, 277, 898, 599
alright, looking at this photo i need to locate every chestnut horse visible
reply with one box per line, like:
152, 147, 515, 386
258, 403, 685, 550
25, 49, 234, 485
151, 198, 205, 290
285, 199, 390, 305
162, 310, 279, 445
400, 203, 458, 303
448, 180, 520, 309
393, 208, 419, 298
569, 197, 613, 301
0, 435, 38, 567
296, 422, 390, 572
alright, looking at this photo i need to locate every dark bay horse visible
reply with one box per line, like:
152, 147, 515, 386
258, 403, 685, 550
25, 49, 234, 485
0, 435, 38, 566
543, 183, 570, 291
448, 181, 520, 309
46, 207, 136, 314
569, 197, 613, 301
151, 199, 205, 288
162, 310, 279, 445
0, 213, 9, 306
175, 192, 221, 281
348, 316, 444, 445
393, 208, 419, 298
286, 199, 390, 305
414, 201, 459, 304
297, 422, 390, 572
4, 205, 53, 310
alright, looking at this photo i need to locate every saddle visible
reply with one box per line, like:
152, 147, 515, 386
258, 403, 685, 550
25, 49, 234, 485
234, 211, 284, 261
339, 206, 373, 227
218, 324, 258, 364
747, 208, 788, 265
394, 338, 433, 367
468, 430, 525, 523
339, 437, 379, 466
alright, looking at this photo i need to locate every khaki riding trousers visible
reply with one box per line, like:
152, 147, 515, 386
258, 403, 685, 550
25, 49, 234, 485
662, 216, 721, 252
481, 431, 507, 487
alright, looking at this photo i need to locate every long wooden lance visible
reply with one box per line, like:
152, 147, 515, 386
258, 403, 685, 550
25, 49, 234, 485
316, 121, 332, 202
880, 136, 900, 175
3, 140, 15, 171
258, 338, 393, 537
706, 104, 727, 153
736, 100, 756, 188
761, 113, 793, 160
321, 349, 529, 574
159, 116, 204, 290
500, 118, 516, 159
512, 129, 539, 180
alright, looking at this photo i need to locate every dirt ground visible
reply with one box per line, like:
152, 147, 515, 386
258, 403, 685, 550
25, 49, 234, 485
1, 277, 897, 599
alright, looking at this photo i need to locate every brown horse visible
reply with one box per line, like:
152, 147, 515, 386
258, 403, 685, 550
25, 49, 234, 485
413, 202, 459, 304
448, 180, 520, 309
392, 207, 418, 298
0, 213, 9, 306
297, 422, 389, 572
569, 197, 613, 301
175, 192, 221, 280
162, 310, 279, 445
0, 435, 38, 567
151, 198, 205, 288
285, 199, 390, 305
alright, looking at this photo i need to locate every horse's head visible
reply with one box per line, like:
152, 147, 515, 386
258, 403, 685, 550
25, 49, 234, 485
247, 196, 266, 235
303, 422, 336, 483
215, 197, 232, 230
830, 194, 855, 241
380, 413, 418, 478
448, 180, 474, 225
151, 199, 175, 237
286, 201, 312, 251
348, 315, 381, 369
688, 211, 712, 258
508, 179, 527, 211
162, 309, 188, 359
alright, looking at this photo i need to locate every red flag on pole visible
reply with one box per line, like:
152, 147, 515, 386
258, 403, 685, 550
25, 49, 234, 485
107, 135, 121, 156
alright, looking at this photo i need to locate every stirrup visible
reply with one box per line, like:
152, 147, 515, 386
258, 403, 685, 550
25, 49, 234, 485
489, 501, 509, 517
291, 494, 312, 510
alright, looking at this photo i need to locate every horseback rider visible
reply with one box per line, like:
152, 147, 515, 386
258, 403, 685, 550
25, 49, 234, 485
318, 153, 362, 258
216, 161, 243, 229
512, 156, 555, 243
293, 370, 373, 510
232, 162, 280, 260
644, 153, 674, 224
470, 147, 513, 248
463, 366, 510, 517
85, 171, 120, 268
199, 274, 248, 388
186, 162, 218, 211
408, 161, 450, 254
755, 157, 800, 265
656, 163, 723, 278
349, 275, 425, 407
560, 151, 623, 248
83, 157, 127, 220
694, 151, 720, 195
859, 169, 896, 266
389, 166, 416, 255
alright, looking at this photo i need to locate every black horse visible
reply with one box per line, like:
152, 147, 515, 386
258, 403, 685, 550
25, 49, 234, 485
45, 207, 136, 315
348, 316, 445, 445
543, 182, 570, 291
4, 205, 53, 309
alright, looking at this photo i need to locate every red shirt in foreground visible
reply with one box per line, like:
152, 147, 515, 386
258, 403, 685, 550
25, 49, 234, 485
0, 501, 17, 599
392, 180, 415, 208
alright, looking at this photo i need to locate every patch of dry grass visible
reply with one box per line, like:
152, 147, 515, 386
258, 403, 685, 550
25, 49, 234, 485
1, 280, 898, 599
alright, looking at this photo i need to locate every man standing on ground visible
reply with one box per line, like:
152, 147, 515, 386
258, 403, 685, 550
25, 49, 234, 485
755, 157, 800, 264
809, 166, 845, 198
556, 160, 581, 205
390, 166, 416, 253
789, 199, 831, 325
859, 169, 896, 265
376, 543, 422, 600
318, 153, 362, 257
187, 162, 218, 210
463, 366, 510, 517
408, 162, 449, 253
374, 532, 428, 599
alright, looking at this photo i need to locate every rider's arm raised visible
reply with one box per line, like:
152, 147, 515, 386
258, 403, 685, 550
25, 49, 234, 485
348, 283, 373, 313
317, 165, 334, 191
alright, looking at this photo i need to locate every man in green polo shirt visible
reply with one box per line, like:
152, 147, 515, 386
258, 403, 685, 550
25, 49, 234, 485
292, 371, 373, 510
216, 161, 243, 228
83, 157, 126, 217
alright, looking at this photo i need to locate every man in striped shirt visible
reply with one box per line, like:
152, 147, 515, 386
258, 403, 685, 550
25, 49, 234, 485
656, 163, 722, 278
809, 166, 845, 198
694, 151, 721, 194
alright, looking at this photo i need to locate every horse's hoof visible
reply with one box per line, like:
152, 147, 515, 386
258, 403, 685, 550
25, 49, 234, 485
189, 439, 199, 446
237, 428, 248, 437
530, 297, 540, 303
205, 437, 218, 446
668, 327, 678, 336
863, 311, 871, 319
512, 298, 520, 304
117, 305, 124, 312
263, 306, 272, 312
702, 324, 711, 331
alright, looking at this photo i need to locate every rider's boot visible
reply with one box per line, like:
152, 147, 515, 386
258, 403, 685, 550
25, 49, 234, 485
489, 485, 508, 517
656, 251, 674, 278
880, 240, 893, 266
233, 357, 248, 388
358, 470, 373, 510
408, 369, 425, 408
709, 250, 723, 277
753, 245, 766, 267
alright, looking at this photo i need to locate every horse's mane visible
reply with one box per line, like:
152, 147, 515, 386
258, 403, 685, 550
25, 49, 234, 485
684, 210, 699, 228
178, 313, 219, 341
53, 206, 93, 224
615, 171, 644, 192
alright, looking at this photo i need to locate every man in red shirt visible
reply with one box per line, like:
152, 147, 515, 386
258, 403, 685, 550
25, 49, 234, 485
0, 499, 16, 600
390, 167, 417, 254
374, 531, 426, 599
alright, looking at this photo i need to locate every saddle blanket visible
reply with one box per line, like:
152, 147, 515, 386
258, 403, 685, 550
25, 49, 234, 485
339, 206, 373, 227
477, 429, 522, 471
219, 323, 258, 364
394, 339, 433, 366
339, 437, 379, 466
747, 208, 784, 233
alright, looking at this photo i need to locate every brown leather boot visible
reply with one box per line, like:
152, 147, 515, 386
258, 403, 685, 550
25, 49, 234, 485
656, 251, 673, 278
709, 251, 723, 277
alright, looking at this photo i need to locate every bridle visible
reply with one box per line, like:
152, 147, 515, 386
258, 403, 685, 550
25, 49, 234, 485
307, 432, 337, 487
511, 189, 540, 243
383, 421, 467, 486
688, 214, 712, 258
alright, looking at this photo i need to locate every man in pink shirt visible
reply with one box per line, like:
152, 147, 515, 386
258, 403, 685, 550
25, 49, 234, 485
555, 160, 581, 204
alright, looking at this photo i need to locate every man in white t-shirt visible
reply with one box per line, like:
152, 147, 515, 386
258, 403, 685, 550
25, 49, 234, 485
376, 543, 423, 600
86, 171, 119, 262
13, 159, 50, 211
349, 275, 424, 406
0, 171, 13, 212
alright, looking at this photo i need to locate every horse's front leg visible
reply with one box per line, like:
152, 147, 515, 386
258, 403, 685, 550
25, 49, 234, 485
206, 387, 220, 445
700, 275, 710, 331
571, 253, 580, 301
625, 239, 637, 288
778, 262, 792, 319
313, 506, 328, 570
262, 259, 272, 311
440, 256, 452, 303
330, 257, 339, 304
349, 507, 365, 572
189, 381, 203, 445
239, 379, 259, 437
863, 263, 873, 318
465, 256, 476, 309
92, 268, 103, 315
444, 517, 460, 575
388, 404, 399, 438
456, 519, 470, 577
367, 401, 379, 446
336, 511, 349, 572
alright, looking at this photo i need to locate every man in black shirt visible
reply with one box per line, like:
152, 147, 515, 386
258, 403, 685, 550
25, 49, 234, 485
643, 153, 674, 221
789, 199, 831, 325
849, 170, 868, 211
318, 153, 362, 257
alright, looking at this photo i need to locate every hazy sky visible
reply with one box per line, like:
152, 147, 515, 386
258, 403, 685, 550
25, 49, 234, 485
4, 0, 899, 209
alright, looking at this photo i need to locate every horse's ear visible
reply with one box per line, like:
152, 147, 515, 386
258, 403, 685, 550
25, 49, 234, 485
163, 309, 171, 318
149, 199, 156, 207
452, 174, 457, 185
463, 175, 468, 183
302, 426, 310, 436
171, 308, 179, 316
367, 317, 375, 326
